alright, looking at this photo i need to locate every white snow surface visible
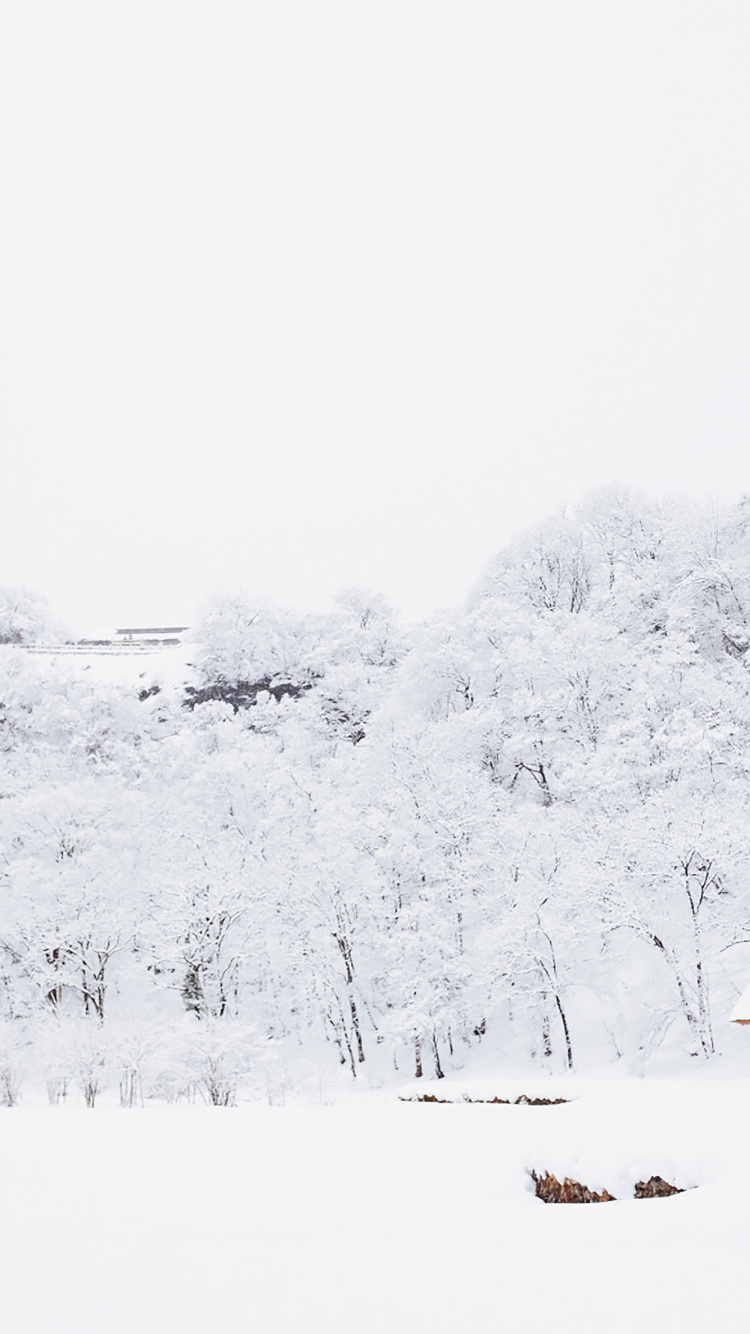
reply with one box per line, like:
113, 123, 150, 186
730, 983, 750, 1023
1, 1077, 749, 1333
30, 641, 199, 690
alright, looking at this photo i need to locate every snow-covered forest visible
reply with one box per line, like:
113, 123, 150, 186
3, 488, 750, 1105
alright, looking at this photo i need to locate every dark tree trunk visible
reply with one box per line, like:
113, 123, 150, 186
554, 993, 574, 1070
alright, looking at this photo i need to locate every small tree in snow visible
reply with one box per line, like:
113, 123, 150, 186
181, 1018, 257, 1106
38, 1016, 110, 1108
0, 1022, 25, 1105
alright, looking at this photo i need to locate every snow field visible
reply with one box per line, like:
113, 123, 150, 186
0, 1079, 748, 1333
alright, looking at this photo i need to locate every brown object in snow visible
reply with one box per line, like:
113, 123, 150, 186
531, 1171, 616, 1204
514, 1094, 569, 1106
634, 1176, 684, 1198
401, 1092, 568, 1105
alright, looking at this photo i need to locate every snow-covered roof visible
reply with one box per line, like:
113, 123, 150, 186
730, 983, 750, 1024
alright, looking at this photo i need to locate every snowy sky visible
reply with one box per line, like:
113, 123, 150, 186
2, 0, 749, 634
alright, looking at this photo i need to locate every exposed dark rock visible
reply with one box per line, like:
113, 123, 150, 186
183, 676, 313, 712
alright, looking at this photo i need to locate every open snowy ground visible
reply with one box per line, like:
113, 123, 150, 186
1, 1077, 749, 1333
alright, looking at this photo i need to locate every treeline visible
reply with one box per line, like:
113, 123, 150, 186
2, 488, 750, 1103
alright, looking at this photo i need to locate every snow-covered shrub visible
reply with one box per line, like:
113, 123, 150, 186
181, 1018, 257, 1107
0, 1022, 25, 1106
37, 1016, 110, 1108
109, 1019, 173, 1108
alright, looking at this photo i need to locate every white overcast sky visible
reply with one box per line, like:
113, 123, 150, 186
1, 1, 749, 634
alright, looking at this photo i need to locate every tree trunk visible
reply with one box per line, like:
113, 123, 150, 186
554, 992, 574, 1070
651, 934, 709, 1057
542, 1004, 552, 1059
692, 918, 714, 1057
349, 994, 365, 1063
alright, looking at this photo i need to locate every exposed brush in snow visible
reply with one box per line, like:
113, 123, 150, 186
531, 1171, 616, 1203
401, 1092, 569, 1105
634, 1176, 684, 1198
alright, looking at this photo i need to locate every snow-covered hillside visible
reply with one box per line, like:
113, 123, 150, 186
2, 490, 750, 1096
